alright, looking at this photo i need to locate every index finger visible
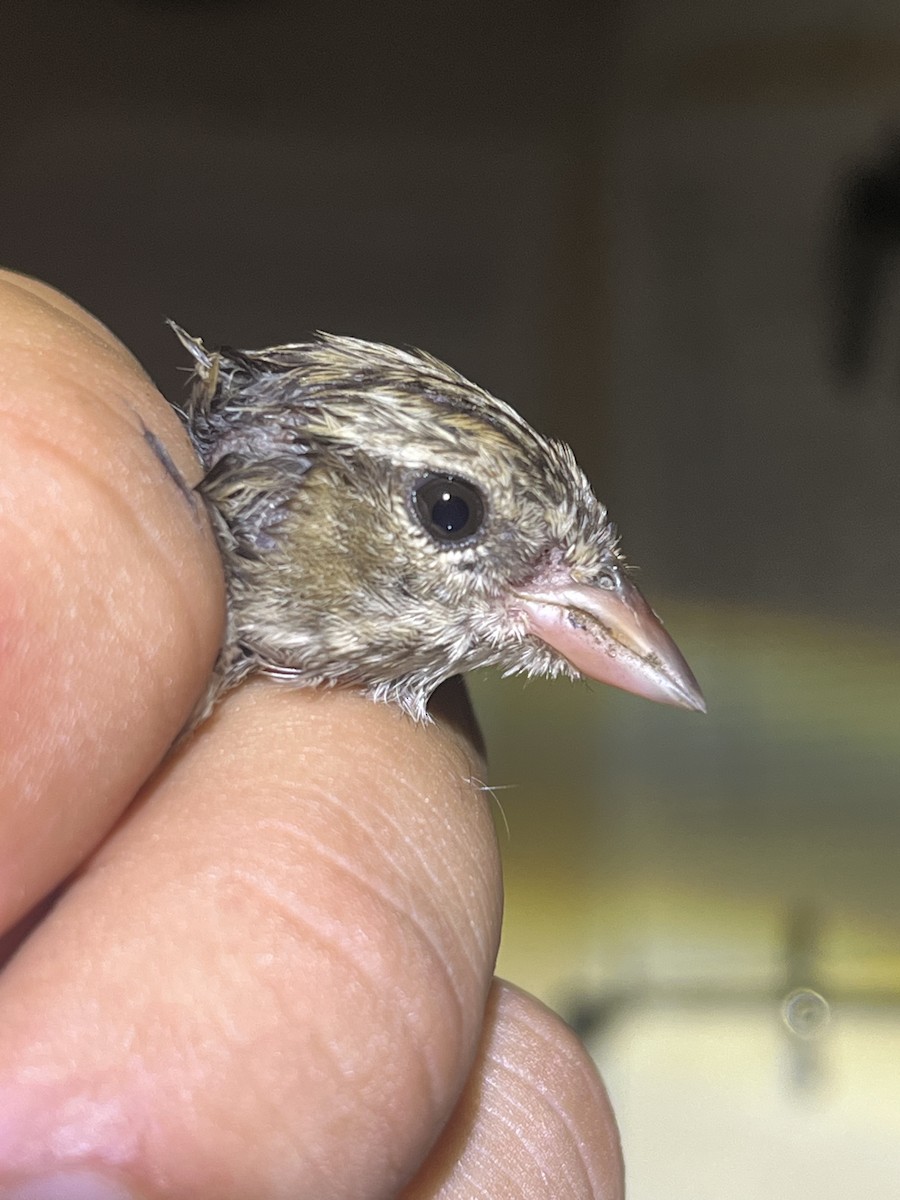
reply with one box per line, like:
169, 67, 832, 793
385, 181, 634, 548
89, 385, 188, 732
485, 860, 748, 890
0, 271, 224, 931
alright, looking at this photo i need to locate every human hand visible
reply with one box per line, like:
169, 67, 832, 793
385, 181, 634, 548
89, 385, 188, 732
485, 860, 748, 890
0, 271, 623, 1199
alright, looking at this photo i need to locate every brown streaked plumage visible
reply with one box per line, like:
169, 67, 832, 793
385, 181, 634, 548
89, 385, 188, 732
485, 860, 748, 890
170, 325, 704, 728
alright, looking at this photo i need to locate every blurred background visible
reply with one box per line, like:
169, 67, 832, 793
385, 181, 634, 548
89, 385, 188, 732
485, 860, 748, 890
2, 1, 899, 1195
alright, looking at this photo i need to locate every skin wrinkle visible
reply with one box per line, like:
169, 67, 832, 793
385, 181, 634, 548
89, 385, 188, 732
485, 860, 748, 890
339, 774, 496, 983
202, 914, 360, 1108
481, 1070, 589, 1198
225, 843, 467, 1101
512, 1005, 611, 1116
249, 814, 469, 1037
6, 916, 338, 1190
436, 1069, 589, 1200
403, 984, 621, 1200
239, 799, 497, 1081
224, 857, 455, 1108
140, 697, 501, 1198
371, 742, 498, 943
276, 727, 498, 982
258, 755, 477, 898
455, 1158, 511, 1200
493, 1012, 618, 1199
390, 809, 498, 982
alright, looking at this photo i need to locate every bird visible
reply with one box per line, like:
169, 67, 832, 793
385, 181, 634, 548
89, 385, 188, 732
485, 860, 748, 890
169, 324, 704, 728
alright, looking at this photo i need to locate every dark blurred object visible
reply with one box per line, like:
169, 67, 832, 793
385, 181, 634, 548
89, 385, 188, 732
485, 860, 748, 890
0, 0, 608, 460
832, 128, 900, 388
139, 0, 249, 9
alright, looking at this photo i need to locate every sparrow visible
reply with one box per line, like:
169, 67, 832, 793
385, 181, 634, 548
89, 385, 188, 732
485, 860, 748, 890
169, 325, 704, 728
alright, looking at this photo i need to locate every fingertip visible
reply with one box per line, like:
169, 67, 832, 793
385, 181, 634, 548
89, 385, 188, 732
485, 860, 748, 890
0, 684, 504, 1198
403, 980, 625, 1200
0, 272, 224, 929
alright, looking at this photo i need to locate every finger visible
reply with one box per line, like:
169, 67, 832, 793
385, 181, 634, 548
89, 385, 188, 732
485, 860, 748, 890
401, 980, 624, 1200
0, 271, 224, 931
0, 684, 501, 1200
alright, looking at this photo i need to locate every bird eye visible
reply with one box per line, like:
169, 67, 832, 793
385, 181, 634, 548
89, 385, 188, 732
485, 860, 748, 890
413, 474, 485, 543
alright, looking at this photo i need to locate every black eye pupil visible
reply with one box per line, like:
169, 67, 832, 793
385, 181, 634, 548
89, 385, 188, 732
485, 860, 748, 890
432, 489, 468, 533
413, 474, 485, 542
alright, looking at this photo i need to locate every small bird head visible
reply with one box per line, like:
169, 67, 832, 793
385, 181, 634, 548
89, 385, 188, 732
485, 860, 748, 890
172, 327, 704, 722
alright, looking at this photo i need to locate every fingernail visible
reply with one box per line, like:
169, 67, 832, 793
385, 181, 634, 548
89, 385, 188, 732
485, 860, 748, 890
1, 1171, 138, 1200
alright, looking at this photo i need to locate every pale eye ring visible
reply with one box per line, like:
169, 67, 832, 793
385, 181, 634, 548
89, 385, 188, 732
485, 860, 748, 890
412, 474, 485, 542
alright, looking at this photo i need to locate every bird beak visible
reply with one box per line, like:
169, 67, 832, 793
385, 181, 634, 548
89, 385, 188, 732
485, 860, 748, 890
513, 569, 706, 712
